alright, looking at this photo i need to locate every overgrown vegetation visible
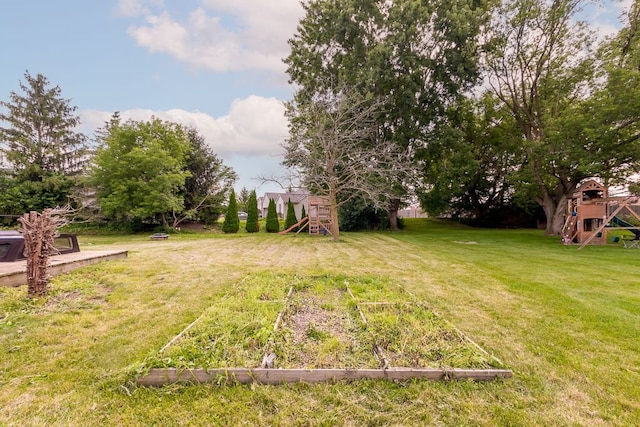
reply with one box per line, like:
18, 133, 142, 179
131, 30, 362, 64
271, 278, 376, 369
141, 273, 495, 372
142, 274, 290, 369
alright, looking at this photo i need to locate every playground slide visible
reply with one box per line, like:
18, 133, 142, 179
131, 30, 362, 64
278, 216, 309, 235
611, 216, 640, 240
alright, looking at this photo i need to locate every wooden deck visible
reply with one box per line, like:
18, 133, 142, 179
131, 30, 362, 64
0, 250, 128, 287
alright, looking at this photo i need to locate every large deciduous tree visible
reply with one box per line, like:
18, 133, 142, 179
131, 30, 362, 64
93, 117, 235, 229
482, 0, 597, 234
558, 1, 640, 187
420, 94, 524, 221
0, 71, 88, 215
283, 88, 411, 241
482, 0, 640, 234
92, 117, 192, 227
285, 0, 489, 229
180, 129, 237, 226
419, 0, 640, 229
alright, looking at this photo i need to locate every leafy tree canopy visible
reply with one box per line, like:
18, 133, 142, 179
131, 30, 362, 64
286, 0, 490, 227
481, 0, 598, 233
92, 117, 191, 226
181, 129, 237, 226
420, 94, 523, 220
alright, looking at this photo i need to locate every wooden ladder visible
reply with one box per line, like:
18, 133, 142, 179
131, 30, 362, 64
562, 215, 578, 244
309, 222, 320, 235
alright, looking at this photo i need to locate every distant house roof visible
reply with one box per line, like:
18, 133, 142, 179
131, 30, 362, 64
262, 190, 308, 204
262, 192, 282, 202
280, 190, 308, 204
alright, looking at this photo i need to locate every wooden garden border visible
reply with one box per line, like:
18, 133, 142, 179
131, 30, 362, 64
137, 367, 513, 386
138, 276, 513, 386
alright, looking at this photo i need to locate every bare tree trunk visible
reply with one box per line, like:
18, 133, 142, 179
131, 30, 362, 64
387, 198, 400, 231
18, 210, 60, 297
329, 186, 340, 242
541, 193, 570, 235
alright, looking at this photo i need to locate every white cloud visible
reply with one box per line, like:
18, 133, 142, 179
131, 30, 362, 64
127, 12, 190, 57
585, 0, 633, 41
123, 0, 303, 73
80, 95, 288, 192
115, 0, 164, 18
80, 95, 288, 158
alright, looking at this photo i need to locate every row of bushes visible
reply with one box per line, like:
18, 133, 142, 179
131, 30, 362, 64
222, 189, 284, 234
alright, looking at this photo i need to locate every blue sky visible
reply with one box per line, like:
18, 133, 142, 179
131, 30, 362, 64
0, 0, 303, 195
0, 0, 632, 195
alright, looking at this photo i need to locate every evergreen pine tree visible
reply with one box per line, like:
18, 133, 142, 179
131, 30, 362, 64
301, 204, 307, 220
0, 72, 88, 216
222, 189, 240, 233
265, 198, 279, 233
237, 187, 250, 212
284, 199, 298, 232
246, 190, 259, 233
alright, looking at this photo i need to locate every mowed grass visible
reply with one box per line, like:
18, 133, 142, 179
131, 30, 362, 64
0, 218, 638, 426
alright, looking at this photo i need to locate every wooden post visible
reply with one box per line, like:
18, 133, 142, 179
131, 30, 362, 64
137, 367, 513, 386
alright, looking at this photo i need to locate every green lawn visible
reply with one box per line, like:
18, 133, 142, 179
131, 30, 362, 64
1, 219, 639, 425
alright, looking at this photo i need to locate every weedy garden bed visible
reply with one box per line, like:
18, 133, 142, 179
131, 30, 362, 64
136, 274, 511, 386
270, 281, 378, 369
140, 273, 291, 370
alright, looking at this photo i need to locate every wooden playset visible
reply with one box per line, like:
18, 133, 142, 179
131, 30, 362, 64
279, 195, 334, 236
562, 180, 608, 245
561, 179, 640, 248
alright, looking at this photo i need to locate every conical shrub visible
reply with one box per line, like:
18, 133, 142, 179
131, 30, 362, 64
284, 199, 298, 232
222, 189, 239, 233
265, 198, 279, 233
246, 190, 259, 233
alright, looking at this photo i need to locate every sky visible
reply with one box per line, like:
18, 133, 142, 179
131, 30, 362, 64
0, 0, 633, 196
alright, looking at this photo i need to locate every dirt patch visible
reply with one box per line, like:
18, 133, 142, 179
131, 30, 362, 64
288, 290, 350, 345
273, 286, 377, 369
47, 290, 83, 305
43, 285, 112, 312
